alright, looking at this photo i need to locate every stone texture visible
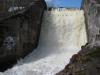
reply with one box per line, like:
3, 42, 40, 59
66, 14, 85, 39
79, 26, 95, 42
0, 0, 47, 72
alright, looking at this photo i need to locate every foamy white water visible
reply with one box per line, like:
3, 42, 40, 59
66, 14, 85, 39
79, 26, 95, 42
0, 9, 87, 75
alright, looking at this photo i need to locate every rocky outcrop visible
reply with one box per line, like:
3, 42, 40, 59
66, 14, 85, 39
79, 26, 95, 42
56, 45, 100, 75
0, 0, 47, 72
0, 0, 47, 21
56, 0, 100, 75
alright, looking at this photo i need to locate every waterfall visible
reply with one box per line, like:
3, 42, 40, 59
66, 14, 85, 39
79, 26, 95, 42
0, 9, 87, 75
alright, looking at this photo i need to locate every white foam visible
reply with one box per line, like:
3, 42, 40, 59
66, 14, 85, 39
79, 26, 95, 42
0, 9, 87, 75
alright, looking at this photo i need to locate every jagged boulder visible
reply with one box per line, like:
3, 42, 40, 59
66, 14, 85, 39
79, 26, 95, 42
0, 0, 47, 71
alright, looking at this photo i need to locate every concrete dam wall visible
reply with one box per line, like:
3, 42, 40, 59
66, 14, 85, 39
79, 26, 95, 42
0, 9, 87, 75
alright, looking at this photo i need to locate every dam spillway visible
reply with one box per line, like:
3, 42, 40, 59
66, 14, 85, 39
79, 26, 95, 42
0, 9, 87, 75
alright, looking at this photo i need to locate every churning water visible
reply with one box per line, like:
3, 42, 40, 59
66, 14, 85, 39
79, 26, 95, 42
0, 9, 87, 75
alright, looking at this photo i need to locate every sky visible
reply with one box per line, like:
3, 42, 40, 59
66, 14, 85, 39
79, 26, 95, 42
45, 0, 82, 8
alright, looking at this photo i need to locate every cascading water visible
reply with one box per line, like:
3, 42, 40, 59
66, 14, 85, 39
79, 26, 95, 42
0, 9, 87, 75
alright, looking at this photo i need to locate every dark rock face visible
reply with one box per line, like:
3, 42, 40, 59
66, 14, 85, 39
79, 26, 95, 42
0, 0, 47, 71
56, 0, 100, 75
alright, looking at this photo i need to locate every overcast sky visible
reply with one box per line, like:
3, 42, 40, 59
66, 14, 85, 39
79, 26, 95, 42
45, 0, 82, 8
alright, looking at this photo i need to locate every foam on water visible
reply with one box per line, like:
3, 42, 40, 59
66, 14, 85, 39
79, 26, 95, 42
0, 9, 87, 75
